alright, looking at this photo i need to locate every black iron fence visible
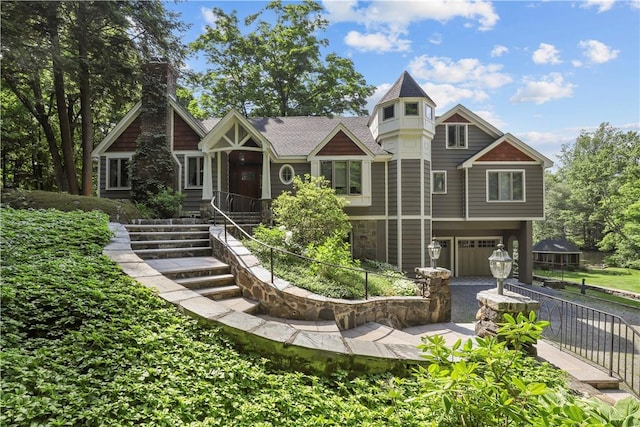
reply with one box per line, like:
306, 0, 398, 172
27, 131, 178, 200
212, 190, 260, 213
209, 199, 419, 300
506, 283, 639, 397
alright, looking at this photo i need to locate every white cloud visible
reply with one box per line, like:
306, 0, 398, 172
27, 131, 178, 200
532, 43, 562, 64
323, 0, 499, 31
423, 82, 487, 110
580, 0, 616, 13
201, 7, 217, 26
474, 109, 506, 129
578, 39, 620, 64
491, 45, 509, 57
344, 30, 411, 52
429, 33, 443, 45
408, 55, 512, 89
510, 73, 576, 104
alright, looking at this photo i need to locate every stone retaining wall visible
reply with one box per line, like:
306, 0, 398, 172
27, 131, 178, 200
210, 226, 437, 330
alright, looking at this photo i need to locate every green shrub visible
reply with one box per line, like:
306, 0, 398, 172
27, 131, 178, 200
142, 187, 185, 218
272, 174, 351, 248
306, 232, 360, 278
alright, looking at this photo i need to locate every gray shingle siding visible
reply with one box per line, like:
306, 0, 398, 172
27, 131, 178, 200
388, 220, 398, 265
388, 162, 398, 216
432, 124, 496, 219
345, 162, 386, 217
270, 162, 310, 199
467, 164, 544, 218
401, 159, 421, 215
401, 219, 422, 271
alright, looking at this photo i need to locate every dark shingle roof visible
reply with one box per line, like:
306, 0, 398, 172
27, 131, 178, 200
201, 115, 387, 158
378, 71, 435, 105
532, 239, 582, 253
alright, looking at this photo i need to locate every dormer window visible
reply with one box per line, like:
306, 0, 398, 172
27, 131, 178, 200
404, 102, 418, 116
446, 124, 467, 149
383, 105, 395, 121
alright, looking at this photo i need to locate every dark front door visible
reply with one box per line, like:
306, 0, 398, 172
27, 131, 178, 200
229, 150, 262, 200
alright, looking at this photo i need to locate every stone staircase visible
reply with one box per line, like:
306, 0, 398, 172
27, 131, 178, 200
126, 221, 260, 314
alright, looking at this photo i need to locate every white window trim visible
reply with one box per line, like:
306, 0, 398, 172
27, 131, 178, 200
279, 164, 295, 185
486, 169, 526, 202
445, 123, 468, 149
105, 154, 132, 190
432, 170, 447, 194
404, 102, 419, 116
382, 104, 395, 121
184, 155, 205, 189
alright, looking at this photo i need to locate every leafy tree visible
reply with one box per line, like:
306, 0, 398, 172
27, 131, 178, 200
539, 123, 640, 266
271, 174, 351, 248
1, 1, 186, 194
190, 0, 374, 117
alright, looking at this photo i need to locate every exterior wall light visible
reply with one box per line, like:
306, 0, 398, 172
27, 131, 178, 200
428, 238, 441, 269
489, 243, 512, 295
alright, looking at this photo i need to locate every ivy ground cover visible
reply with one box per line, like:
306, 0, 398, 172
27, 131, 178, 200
2, 208, 635, 426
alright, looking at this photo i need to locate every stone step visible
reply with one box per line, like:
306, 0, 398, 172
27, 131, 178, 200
218, 296, 261, 314
134, 246, 212, 260
130, 239, 210, 250
159, 264, 231, 280
128, 231, 209, 241
125, 224, 210, 233
195, 284, 242, 300
174, 273, 235, 290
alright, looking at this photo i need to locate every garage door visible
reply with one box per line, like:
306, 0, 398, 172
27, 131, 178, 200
457, 238, 500, 276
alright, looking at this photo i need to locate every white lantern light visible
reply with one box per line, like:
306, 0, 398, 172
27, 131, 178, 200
428, 238, 441, 268
488, 243, 512, 295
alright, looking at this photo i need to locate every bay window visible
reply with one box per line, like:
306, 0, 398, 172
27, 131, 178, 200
320, 160, 362, 195
488, 170, 524, 201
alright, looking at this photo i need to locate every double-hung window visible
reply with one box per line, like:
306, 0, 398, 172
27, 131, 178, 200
107, 157, 130, 189
487, 170, 524, 201
186, 156, 204, 188
320, 160, 362, 195
446, 124, 467, 148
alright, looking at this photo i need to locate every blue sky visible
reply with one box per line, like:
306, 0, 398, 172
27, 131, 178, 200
166, 0, 640, 164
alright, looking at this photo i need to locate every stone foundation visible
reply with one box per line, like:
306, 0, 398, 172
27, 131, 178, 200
415, 267, 452, 323
475, 289, 540, 352
351, 220, 378, 260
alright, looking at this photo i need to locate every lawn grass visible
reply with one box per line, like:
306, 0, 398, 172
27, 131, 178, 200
556, 284, 640, 309
534, 267, 640, 294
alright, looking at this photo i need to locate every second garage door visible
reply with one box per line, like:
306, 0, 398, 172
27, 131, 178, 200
457, 238, 501, 276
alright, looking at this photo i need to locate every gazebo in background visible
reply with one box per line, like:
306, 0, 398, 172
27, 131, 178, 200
533, 239, 582, 271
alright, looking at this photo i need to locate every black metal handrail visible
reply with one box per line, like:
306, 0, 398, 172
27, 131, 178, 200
506, 283, 639, 397
209, 198, 415, 300
212, 190, 260, 213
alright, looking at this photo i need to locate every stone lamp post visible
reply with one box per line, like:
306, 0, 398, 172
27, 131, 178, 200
428, 238, 441, 269
488, 243, 512, 295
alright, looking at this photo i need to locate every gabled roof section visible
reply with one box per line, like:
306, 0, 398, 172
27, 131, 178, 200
459, 133, 554, 169
436, 104, 502, 139
92, 101, 141, 157
203, 116, 386, 159
198, 109, 271, 153
308, 123, 374, 159
378, 71, 435, 105
533, 239, 581, 254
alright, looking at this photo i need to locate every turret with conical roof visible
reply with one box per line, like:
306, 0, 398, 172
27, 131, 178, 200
369, 71, 437, 270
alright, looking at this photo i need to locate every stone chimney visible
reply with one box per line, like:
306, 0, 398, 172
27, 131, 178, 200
140, 59, 178, 143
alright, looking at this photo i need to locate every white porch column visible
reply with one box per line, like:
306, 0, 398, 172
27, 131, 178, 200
261, 151, 271, 199
202, 152, 213, 201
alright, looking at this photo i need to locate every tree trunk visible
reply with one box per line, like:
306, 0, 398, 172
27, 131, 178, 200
47, 8, 80, 194
3, 75, 68, 191
77, 2, 93, 196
